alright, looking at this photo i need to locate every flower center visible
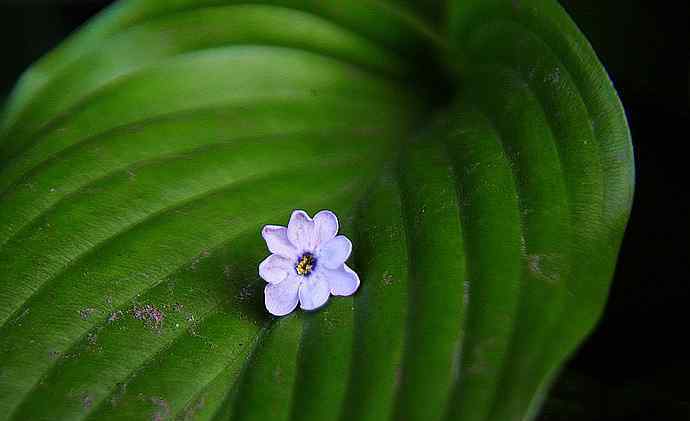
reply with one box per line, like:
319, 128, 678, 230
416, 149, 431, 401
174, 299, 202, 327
295, 253, 316, 276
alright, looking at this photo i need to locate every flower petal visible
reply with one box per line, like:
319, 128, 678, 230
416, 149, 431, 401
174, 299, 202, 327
298, 275, 330, 311
313, 210, 339, 246
317, 235, 352, 269
323, 264, 360, 296
287, 210, 316, 251
265, 274, 301, 316
259, 254, 293, 284
261, 225, 298, 259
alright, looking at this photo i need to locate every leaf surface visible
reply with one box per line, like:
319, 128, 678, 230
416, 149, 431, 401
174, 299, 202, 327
0, 1, 633, 420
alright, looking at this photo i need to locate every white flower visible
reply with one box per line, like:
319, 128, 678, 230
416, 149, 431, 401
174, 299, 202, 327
259, 210, 360, 316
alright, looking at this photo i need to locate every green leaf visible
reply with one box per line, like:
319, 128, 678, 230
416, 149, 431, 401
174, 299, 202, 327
0, 1, 633, 420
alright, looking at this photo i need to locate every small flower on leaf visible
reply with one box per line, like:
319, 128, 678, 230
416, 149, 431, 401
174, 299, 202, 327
259, 210, 360, 316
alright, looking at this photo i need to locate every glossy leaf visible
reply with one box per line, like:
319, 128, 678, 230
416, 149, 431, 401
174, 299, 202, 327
0, 1, 633, 420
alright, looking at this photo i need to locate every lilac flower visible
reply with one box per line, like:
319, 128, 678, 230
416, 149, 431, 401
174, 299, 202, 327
259, 210, 360, 316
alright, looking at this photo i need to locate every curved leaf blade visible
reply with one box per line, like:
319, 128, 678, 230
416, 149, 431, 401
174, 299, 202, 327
0, 1, 633, 421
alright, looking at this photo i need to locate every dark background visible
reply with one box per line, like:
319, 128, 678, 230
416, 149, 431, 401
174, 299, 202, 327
1, 1, 687, 419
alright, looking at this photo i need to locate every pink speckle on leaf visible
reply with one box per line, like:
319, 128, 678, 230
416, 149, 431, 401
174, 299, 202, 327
107, 310, 123, 323
132, 304, 164, 329
79, 307, 96, 320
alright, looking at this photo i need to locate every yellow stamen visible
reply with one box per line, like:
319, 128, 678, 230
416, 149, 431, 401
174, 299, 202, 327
296, 253, 315, 276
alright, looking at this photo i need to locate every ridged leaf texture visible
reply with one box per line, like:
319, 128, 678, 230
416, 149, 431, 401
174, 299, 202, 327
0, 1, 633, 420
